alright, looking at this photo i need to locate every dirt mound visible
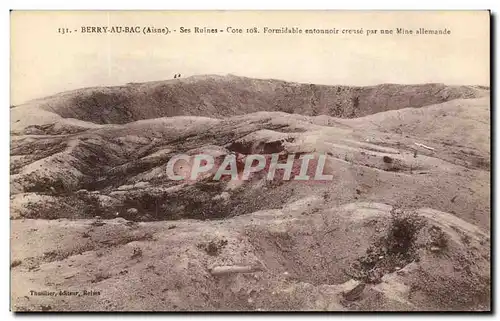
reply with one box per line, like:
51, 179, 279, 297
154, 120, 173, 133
11, 75, 487, 127
9, 79, 490, 311
10, 99, 490, 228
10, 202, 490, 311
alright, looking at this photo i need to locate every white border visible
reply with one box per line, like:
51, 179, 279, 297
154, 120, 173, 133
2, 1, 498, 320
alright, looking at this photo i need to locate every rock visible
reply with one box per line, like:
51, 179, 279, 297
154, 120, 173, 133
109, 191, 126, 197
91, 216, 105, 226
342, 282, 366, 301
10, 260, 22, 268
212, 192, 230, 202
113, 218, 129, 224
127, 208, 139, 215
134, 181, 149, 189
117, 184, 134, 191
430, 246, 440, 252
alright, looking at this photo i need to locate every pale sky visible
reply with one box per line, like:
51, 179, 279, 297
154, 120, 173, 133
11, 10, 490, 105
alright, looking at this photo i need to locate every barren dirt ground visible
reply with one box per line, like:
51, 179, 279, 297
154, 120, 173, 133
10, 76, 490, 311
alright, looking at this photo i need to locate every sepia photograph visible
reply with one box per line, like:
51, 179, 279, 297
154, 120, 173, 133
9, 10, 491, 312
